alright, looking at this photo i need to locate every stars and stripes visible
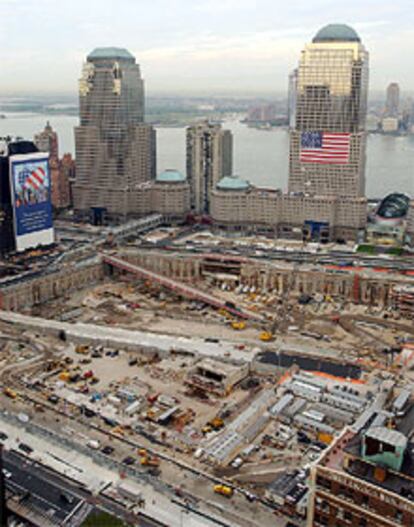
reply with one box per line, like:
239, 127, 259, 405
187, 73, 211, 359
300, 132, 350, 164
23, 166, 47, 191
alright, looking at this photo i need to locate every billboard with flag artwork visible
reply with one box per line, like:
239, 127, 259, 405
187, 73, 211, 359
9, 152, 54, 251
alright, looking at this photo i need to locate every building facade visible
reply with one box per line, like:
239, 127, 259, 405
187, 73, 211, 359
288, 69, 298, 129
186, 121, 233, 214
289, 24, 369, 198
35, 123, 72, 209
59, 153, 75, 208
73, 47, 155, 219
0, 141, 41, 255
308, 425, 414, 527
210, 179, 366, 241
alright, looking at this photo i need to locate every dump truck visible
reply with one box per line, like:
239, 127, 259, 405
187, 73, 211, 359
214, 484, 233, 498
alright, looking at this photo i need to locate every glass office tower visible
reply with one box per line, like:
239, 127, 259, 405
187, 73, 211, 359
73, 47, 155, 219
289, 24, 369, 198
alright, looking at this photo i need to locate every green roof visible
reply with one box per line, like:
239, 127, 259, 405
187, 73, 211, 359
87, 47, 135, 62
156, 169, 186, 183
313, 24, 360, 43
217, 176, 250, 191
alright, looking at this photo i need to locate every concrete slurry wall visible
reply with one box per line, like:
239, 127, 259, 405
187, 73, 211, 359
119, 250, 202, 282
239, 262, 400, 308
0, 259, 105, 311
0, 249, 408, 312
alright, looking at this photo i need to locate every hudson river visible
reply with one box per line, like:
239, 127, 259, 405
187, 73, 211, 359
0, 114, 412, 199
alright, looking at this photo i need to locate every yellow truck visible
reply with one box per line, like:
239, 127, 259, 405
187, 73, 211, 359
214, 484, 233, 498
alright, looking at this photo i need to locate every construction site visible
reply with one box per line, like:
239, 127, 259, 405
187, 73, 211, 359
1, 231, 414, 527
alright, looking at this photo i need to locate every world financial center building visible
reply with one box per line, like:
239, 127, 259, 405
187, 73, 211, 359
73, 48, 156, 219
289, 24, 369, 198
212, 25, 369, 242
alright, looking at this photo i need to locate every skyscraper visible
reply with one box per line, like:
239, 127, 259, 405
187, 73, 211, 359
186, 121, 233, 214
289, 24, 369, 198
73, 47, 155, 219
385, 82, 400, 117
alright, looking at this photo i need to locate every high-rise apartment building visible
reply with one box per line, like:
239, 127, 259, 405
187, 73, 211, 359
73, 47, 155, 219
289, 24, 369, 198
186, 121, 233, 214
385, 82, 400, 117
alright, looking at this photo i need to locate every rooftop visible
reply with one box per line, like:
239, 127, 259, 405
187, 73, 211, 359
87, 47, 135, 62
156, 169, 186, 183
216, 175, 250, 191
365, 426, 408, 448
313, 24, 361, 43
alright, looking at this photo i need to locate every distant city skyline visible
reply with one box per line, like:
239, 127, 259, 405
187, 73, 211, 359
0, 1, 413, 95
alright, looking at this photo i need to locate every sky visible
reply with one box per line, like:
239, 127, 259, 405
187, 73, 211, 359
0, 0, 413, 96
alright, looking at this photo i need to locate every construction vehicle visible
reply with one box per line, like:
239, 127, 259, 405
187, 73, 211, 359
208, 417, 224, 430
140, 455, 160, 467
202, 425, 212, 435
213, 484, 233, 498
260, 331, 274, 342
231, 321, 246, 331
3, 387, 17, 399
203, 417, 224, 434
111, 426, 125, 437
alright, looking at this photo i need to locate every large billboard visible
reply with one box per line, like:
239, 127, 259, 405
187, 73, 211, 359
9, 152, 54, 252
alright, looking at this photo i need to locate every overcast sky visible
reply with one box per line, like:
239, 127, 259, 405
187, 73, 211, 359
0, 0, 412, 96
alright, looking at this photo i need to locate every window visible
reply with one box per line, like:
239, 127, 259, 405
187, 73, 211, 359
344, 511, 353, 522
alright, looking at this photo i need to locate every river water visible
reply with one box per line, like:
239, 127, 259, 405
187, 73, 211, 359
0, 114, 412, 198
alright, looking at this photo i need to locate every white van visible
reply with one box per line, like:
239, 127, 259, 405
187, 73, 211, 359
87, 439, 100, 450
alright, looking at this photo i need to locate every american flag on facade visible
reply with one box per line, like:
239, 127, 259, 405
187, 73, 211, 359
23, 166, 47, 191
300, 132, 350, 164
